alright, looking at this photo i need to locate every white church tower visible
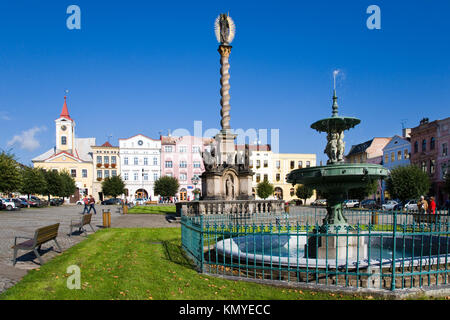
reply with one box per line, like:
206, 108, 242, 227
55, 95, 75, 154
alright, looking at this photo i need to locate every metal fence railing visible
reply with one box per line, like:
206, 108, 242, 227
181, 207, 450, 291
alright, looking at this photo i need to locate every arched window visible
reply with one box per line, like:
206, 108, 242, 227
430, 137, 435, 150
422, 139, 426, 152
414, 141, 418, 153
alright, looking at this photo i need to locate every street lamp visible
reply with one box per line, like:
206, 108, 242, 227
191, 175, 200, 201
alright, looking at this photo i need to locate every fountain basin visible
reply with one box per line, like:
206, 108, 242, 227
215, 233, 450, 269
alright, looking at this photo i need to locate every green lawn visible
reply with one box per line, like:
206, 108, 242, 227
1, 228, 375, 300
127, 205, 176, 215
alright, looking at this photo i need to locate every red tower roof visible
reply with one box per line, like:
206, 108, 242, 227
59, 96, 72, 121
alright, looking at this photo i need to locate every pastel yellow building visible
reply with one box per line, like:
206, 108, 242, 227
91, 142, 120, 201
271, 153, 317, 203
32, 96, 96, 203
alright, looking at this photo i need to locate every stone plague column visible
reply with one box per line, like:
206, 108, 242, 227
219, 44, 232, 132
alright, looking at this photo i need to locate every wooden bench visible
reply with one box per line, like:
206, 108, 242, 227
69, 213, 95, 237
12, 223, 61, 266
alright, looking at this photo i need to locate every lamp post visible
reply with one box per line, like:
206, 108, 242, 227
191, 175, 200, 201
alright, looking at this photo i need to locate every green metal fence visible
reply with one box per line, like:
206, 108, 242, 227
181, 207, 450, 291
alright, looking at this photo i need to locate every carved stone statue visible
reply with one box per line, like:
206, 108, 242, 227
325, 132, 338, 164
336, 131, 345, 162
219, 14, 230, 44
226, 176, 234, 199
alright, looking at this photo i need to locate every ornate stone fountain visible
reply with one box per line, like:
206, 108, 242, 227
287, 90, 389, 259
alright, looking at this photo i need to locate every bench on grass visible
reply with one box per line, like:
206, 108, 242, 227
12, 223, 61, 266
69, 213, 95, 237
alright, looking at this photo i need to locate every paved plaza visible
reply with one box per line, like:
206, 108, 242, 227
0, 204, 179, 294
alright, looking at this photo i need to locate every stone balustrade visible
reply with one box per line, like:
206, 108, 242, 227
176, 200, 285, 216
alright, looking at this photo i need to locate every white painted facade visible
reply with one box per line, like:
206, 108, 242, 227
119, 134, 161, 202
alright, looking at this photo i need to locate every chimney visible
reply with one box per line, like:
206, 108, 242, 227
402, 128, 411, 138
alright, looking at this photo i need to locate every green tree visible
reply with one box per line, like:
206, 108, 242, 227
58, 170, 77, 200
348, 180, 379, 201
296, 185, 314, 205
256, 179, 274, 200
43, 170, 63, 202
102, 175, 126, 198
386, 165, 431, 203
20, 167, 47, 199
154, 176, 180, 199
0, 151, 22, 196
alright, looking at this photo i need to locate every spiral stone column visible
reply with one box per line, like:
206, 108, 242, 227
218, 45, 232, 132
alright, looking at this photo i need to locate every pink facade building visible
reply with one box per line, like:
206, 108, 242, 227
160, 135, 213, 201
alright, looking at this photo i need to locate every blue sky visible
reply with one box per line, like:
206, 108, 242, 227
0, 0, 449, 165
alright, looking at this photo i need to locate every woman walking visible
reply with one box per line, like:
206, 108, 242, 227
87, 195, 97, 215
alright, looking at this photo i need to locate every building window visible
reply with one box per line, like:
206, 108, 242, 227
422, 139, 426, 152
134, 172, 139, 181
276, 161, 280, 169
153, 157, 158, 166
153, 173, 158, 181
397, 151, 402, 161
443, 143, 448, 157
298, 161, 303, 168
61, 136, 67, 146
97, 170, 102, 179
263, 174, 268, 181
104, 170, 110, 178
256, 160, 261, 168
421, 161, 427, 173
249, 160, 253, 168
192, 146, 200, 153
71, 169, 76, 178
414, 141, 418, 153
430, 160, 435, 174
430, 137, 435, 150
193, 161, 201, 168
290, 161, 295, 169
180, 161, 187, 168
306, 161, 311, 168
143, 173, 148, 181
404, 149, 409, 160
82, 169, 87, 178
124, 157, 129, 165
111, 156, 117, 164
391, 152, 395, 162
441, 164, 448, 179
179, 146, 187, 153
256, 174, 261, 183
179, 173, 187, 181
276, 173, 280, 181
104, 156, 109, 164
112, 170, 117, 177
264, 160, 268, 168
164, 146, 173, 152
385, 154, 389, 163
124, 172, 128, 181
97, 156, 102, 164
144, 158, 148, 166
134, 157, 138, 165
165, 161, 173, 168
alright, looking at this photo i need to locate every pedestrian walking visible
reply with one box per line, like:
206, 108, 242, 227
428, 196, 436, 214
418, 195, 428, 214
82, 195, 89, 214
87, 195, 97, 215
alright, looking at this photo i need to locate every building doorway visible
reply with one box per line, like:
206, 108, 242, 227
274, 187, 283, 200
179, 188, 187, 201
135, 189, 148, 199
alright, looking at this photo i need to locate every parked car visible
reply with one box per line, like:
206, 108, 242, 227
101, 198, 123, 205
1, 198, 17, 211
343, 199, 359, 208
382, 200, 399, 211
49, 198, 64, 206
19, 198, 32, 207
12, 198, 27, 208
404, 200, 418, 212
357, 199, 380, 210
312, 199, 327, 206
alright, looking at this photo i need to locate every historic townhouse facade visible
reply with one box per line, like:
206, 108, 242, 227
270, 152, 317, 203
119, 134, 161, 202
32, 96, 95, 203
246, 144, 272, 194
436, 117, 450, 205
91, 141, 120, 201
160, 135, 213, 201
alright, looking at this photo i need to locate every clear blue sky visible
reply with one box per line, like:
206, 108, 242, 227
0, 0, 449, 165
